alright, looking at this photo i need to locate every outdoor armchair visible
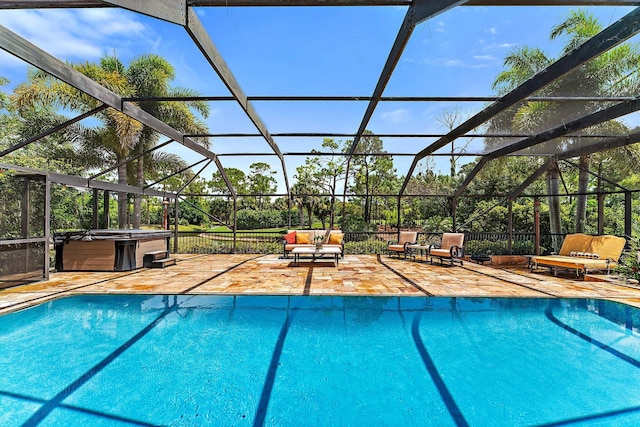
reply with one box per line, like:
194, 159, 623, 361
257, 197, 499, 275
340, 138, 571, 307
428, 233, 465, 266
387, 231, 418, 259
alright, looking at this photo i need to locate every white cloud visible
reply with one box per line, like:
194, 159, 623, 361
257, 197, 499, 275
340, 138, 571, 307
473, 55, 496, 61
436, 21, 445, 33
445, 59, 463, 67
380, 108, 412, 124
0, 9, 149, 64
486, 27, 497, 34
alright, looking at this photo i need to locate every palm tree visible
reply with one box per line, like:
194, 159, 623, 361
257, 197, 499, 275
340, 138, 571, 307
121, 54, 209, 228
490, 9, 640, 247
13, 63, 142, 228
12, 54, 209, 229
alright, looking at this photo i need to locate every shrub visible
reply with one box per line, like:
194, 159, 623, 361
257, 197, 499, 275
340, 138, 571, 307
616, 232, 640, 282
465, 239, 535, 256
236, 209, 283, 229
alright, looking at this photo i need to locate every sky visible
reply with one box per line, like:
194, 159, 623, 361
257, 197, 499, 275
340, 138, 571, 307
0, 4, 637, 194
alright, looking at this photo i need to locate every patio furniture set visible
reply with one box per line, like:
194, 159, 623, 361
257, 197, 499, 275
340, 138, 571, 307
387, 231, 466, 267
282, 229, 345, 266
386, 231, 627, 277
282, 228, 626, 276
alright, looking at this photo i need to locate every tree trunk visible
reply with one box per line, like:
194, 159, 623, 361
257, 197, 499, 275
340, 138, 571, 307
547, 164, 562, 252
364, 166, 371, 222
132, 144, 144, 229
575, 155, 590, 233
117, 163, 128, 229
298, 202, 305, 227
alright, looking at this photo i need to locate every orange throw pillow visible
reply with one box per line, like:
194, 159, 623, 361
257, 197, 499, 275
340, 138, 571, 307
284, 231, 296, 244
296, 233, 311, 244
328, 233, 343, 245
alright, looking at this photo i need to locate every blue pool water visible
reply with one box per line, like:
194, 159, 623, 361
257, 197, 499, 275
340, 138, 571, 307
1, 296, 640, 426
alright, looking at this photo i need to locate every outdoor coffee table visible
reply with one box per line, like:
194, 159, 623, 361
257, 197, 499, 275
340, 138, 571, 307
292, 246, 342, 266
407, 244, 430, 262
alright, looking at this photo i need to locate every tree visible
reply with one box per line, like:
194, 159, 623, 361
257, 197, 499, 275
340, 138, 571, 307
349, 131, 396, 223
490, 9, 640, 247
247, 162, 277, 210
12, 54, 209, 229
115, 54, 210, 229
435, 108, 474, 178
209, 167, 247, 195
13, 62, 142, 228
309, 139, 347, 230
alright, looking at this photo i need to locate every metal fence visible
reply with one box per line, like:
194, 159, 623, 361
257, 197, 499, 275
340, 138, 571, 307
172, 231, 545, 256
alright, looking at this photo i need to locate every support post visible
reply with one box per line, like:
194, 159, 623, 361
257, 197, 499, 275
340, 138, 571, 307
44, 176, 50, 280
625, 191, 632, 239
162, 198, 170, 230
508, 198, 513, 255
92, 188, 99, 229
597, 192, 605, 235
21, 178, 29, 238
534, 197, 541, 256
396, 195, 401, 240
287, 195, 292, 229
451, 196, 458, 232
173, 198, 179, 253
21, 178, 30, 276
233, 198, 238, 254
103, 190, 110, 229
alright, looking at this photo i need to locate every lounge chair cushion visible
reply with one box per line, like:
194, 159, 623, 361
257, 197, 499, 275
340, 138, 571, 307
284, 243, 342, 251
558, 233, 592, 256
388, 244, 406, 252
588, 235, 626, 262
531, 255, 616, 272
430, 248, 454, 258
441, 233, 465, 250
398, 231, 417, 245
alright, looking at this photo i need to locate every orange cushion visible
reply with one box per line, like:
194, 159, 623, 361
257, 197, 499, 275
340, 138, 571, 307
558, 233, 592, 256
587, 235, 626, 261
296, 232, 311, 244
284, 231, 296, 244
328, 233, 343, 245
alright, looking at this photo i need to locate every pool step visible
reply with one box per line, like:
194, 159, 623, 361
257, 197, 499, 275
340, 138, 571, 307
143, 250, 176, 268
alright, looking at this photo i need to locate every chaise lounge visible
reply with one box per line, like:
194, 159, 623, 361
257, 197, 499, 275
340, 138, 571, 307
530, 233, 626, 276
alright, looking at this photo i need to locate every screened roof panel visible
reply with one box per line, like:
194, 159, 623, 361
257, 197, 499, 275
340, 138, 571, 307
251, 100, 369, 134
2, 1, 640, 199
194, 6, 405, 95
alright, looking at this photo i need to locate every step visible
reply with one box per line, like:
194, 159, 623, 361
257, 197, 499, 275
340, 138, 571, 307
145, 250, 169, 260
143, 251, 170, 268
150, 257, 177, 268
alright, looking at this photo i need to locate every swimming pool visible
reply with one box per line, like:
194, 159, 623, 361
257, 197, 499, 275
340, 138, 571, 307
1, 295, 639, 426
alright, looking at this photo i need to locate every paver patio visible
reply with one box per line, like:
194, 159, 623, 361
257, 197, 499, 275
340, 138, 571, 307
2, 254, 640, 315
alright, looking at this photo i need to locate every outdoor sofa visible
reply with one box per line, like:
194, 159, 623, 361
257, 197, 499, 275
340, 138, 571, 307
282, 229, 344, 259
530, 233, 626, 276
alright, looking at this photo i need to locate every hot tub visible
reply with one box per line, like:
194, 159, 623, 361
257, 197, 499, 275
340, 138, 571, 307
54, 230, 171, 271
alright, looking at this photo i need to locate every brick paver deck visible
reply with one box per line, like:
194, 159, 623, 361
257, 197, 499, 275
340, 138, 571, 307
2, 254, 640, 315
